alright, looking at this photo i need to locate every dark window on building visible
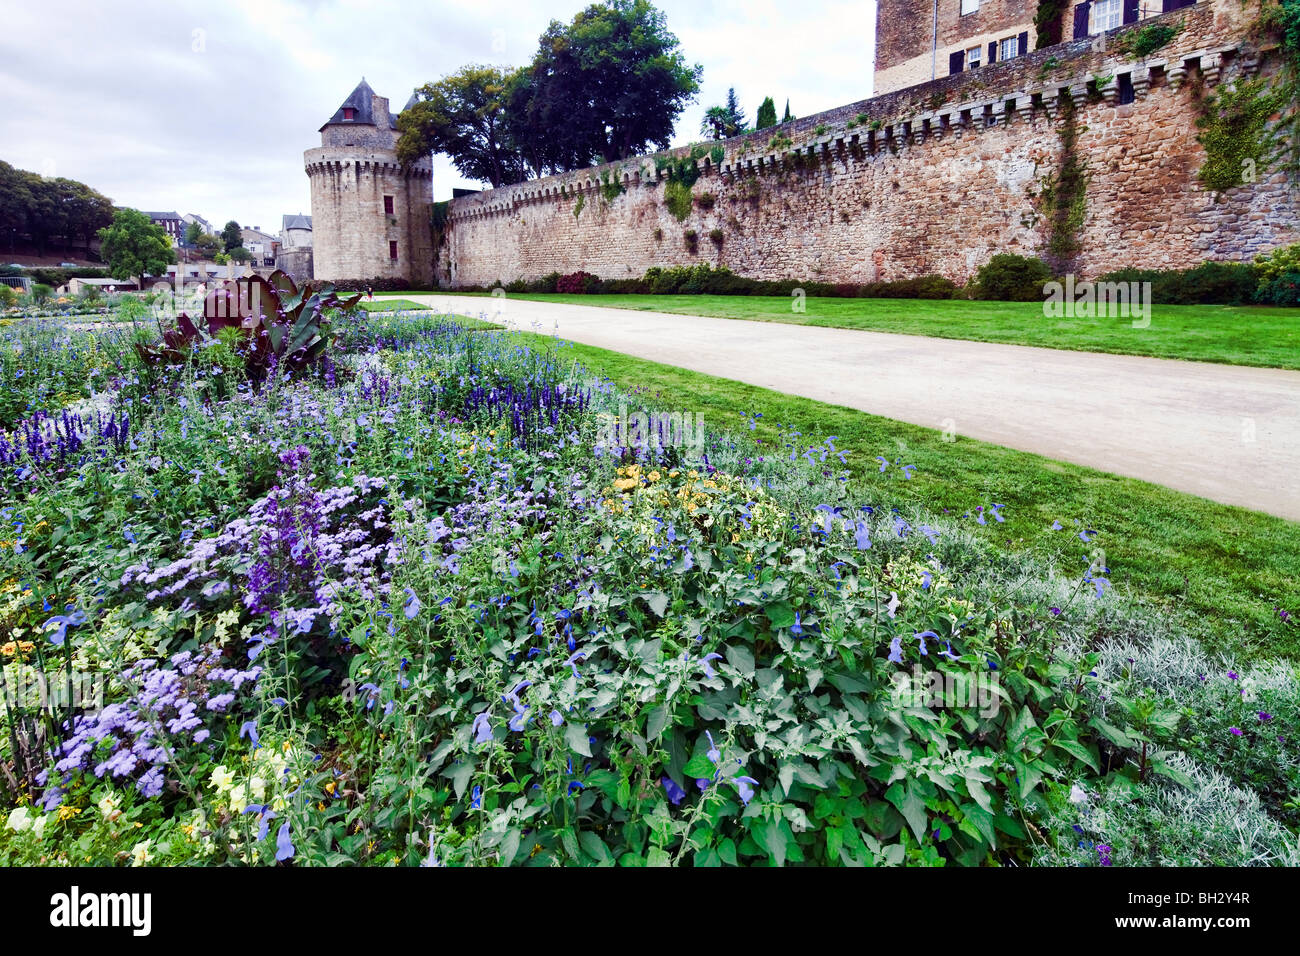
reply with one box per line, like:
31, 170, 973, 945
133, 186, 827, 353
1074, 1, 1092, 39
389, 241, 398, 260
949, 50, 965, 75
1123, 0, 1139, 22
1118, 72, 1135, 104
384, 195, 394, 215
988, 41, 997, 64
1162, 0, 1195, 10
343, 107, 355, 120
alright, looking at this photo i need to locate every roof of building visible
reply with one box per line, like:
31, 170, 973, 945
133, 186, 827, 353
321, 78, 400, 131
143, 211, 182, 221
282, 214, 312, 232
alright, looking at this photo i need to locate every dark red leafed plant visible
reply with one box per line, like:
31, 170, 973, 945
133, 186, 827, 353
137, 270, 361, 380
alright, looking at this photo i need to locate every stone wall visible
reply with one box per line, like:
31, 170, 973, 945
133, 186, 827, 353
441, 2, 1297, 288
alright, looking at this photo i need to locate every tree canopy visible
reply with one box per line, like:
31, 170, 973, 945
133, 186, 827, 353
755, 96, 778, 130
221, 221, 242, 252
0, 161, 114, 256
701, 88, 747, 139
399, 0, 701, 182
397, 65, 529, 187
98, 208, 175, 289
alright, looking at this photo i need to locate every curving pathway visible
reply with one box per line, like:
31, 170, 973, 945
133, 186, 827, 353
406, 294, 1300, 522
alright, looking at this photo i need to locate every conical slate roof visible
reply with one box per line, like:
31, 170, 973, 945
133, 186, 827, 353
320, 78, 399, 131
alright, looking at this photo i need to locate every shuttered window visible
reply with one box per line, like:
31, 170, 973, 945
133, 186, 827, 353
949, 50, 965, 75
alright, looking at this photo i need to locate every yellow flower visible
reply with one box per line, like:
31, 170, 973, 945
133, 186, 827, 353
130, 840, 152, 867
56, 805, 81, 823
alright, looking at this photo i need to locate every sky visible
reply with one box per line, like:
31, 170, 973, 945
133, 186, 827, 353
0, 0, 877, 235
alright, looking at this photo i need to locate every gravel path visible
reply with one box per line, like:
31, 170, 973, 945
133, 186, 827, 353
408, 295, 1300, 522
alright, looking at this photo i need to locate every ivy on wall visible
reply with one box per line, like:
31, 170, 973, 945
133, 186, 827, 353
1195, 2, 1300, 192
1196, 78, 1285, 192
1033, 0, 1066, 49
1037, 100, 1089, 267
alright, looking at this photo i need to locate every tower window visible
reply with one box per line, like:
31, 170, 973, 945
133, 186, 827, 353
960, 0, 979, 14
343, 107, 355, 121
389, 241, 398, 260
384, 195, 394, 215
966, 46, 981, 70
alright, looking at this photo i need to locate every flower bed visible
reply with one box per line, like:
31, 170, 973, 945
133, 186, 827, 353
0, 308, 1296, 866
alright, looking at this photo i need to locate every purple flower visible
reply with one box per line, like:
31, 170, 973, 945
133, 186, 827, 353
1050, 607, 1062, 616
915, 630, 938, 656
1258, 712, 1273, 721
854, 521, 872, 550
508, 706, 531, 732
939, 641, 960, 661
888, 637, 904, 664
1097, 843, 1113, 867
1229, 727, 1243, 736
239, 721, 260, 749
549, 709, 563, 727
661, 775, 686, 806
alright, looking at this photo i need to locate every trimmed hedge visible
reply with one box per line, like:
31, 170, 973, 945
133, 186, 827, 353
1095, 262, 1259, 306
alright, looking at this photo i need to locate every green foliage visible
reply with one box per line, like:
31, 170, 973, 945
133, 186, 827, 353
600, 170, 624, 203
755, 96, 777, 130
708, 228, 724, 244
514, 0, 702, 168
1096, 261, 1261, 305
397, 65, 529, 187
97, 208, 175, 288
701, 88, 748, 140
29, 283, 52, 305
657, 144, 711, 221
1113, 23, 1178, 58
1033, 0, 1065, 49
0, 160, 114, 257
221, 220, 242, 252
973, 254, 1054, 302
782, 99, 793, 123
1196, 78, 1286, 193
573, 194, 585, 219
1036, 101, 1088, 266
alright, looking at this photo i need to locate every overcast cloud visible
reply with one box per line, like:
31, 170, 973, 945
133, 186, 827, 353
0, 0, 876, 232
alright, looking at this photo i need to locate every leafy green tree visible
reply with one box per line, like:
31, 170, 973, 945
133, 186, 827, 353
184, 221, 203, 245
397, 65, 530, 187
701, 88, 747, 139
195, 232, 222, 257
97, 208, 175, 290
755, 96, 777, 130
229, 246, 253, 264
221, 220, 242, 253
521, 0, 702, 165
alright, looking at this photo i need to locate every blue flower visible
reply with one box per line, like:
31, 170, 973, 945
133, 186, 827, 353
939, 641, 960, 661
275, 821, 295, 862
888, 637, 904, 664
700, 652, 723, 679
915, 630, 939, 656
854, 521, 872, 550
471, 785, 482, 809
42, 609, 87, 646
403, 588, 422, 620
566, 650, 588, 679
508, 705, 531, 732
731, 776, 759, 806
790, 613, 804, 637
472, 711, 493, 744
661, 775, 686, 805
239, 720, 260, 749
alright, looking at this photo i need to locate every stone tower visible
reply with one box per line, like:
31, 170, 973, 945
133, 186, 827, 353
305, 79, 434, 286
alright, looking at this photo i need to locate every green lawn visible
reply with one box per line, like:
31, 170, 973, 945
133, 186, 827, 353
442, 293, 1300, 370
512, 330, 1300, 660
355, 298, 432, 313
